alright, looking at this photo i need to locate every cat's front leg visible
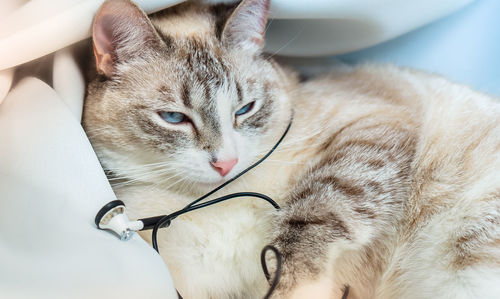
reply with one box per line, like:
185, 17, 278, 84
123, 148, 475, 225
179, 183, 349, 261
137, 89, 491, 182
266, 190, 365, 299
265, 119, 417, 298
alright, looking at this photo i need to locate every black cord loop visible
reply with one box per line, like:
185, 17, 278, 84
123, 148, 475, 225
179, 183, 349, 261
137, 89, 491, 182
151, 192, 281, 252
261, 245, 282, 299
139, 118, 292, 299
142, 119, 292, 251
342, 285, 350, 299
184, 119, 292, 209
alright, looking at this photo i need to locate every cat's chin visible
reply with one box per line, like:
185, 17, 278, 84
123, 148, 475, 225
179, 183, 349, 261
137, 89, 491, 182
193, 181, 224, 190
186, 172, 241, 191
193, 176, 233, 188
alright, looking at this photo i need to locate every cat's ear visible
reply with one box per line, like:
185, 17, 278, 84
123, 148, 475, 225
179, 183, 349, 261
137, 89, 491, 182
221, 0, 270, 53
92, 0, 163, 77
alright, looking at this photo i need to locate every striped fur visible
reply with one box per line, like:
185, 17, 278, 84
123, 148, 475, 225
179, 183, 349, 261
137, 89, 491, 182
82, 1, 500, 298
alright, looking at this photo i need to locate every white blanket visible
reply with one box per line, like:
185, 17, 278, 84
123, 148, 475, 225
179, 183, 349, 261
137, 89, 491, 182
0, 49, 178, 298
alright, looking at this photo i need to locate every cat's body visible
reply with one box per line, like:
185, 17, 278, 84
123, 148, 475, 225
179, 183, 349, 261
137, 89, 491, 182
83, 0, 500, 298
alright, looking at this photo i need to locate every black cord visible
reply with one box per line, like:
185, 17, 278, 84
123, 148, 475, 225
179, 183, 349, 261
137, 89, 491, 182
139, 117, 349, 299
342, 285, 350, 299
261, 245, 282, 299
150, 192, 282, 299
151, 192, 280, 252
141, 119, 292, 299
184, 119, 292, 209
95, 115, 349, 298
141, 119, 292, 250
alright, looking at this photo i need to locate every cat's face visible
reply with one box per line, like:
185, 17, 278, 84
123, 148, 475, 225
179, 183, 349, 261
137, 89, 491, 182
83, 0, 292, 188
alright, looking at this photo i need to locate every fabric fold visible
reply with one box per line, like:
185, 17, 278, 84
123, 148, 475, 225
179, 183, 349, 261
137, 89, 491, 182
0, 55, 177, 299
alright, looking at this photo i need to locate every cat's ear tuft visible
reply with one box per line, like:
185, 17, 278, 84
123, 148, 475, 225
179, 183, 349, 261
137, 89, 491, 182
221, 0, 270, 53
92, 0, 163, 77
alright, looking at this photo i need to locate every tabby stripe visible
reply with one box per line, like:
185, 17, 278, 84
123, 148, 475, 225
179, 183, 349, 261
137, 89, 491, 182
235, 80, 243, 103
279, 212, 351, 244
354, 207, 376, 219
366, 180, 384, 194
181, 82, 192, 108
318, 175, 365, 197
317, 115, 376, 152
336, 139, 394, 154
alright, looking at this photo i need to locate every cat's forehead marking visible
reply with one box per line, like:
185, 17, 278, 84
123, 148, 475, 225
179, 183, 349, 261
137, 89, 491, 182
157, 85, 177, 103
150, 1, 237, 42
151, 9, 214, 39
235, 81, 243, 104
184, 40, 228, 82
180, 82, 193, 108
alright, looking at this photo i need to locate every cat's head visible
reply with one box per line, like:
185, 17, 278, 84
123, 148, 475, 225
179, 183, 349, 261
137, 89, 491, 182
83, 0, 294, 189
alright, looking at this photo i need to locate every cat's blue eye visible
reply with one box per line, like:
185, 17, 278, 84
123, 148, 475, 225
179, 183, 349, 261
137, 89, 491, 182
159, 111, 188, 124
235, 102, 255, 116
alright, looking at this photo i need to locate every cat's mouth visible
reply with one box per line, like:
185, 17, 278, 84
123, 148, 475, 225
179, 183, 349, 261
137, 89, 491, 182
197, 172, 238, 186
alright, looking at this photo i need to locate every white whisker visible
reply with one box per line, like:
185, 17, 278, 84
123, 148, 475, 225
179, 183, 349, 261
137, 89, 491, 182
266, 26, 305, 60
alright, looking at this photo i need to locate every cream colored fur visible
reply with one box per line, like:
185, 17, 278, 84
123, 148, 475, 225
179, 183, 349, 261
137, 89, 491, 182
115, 65, 500, 298
83, 1, 500, 298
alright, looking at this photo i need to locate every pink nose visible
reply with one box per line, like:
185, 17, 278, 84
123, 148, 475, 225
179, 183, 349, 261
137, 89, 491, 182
211, 158, 238, 177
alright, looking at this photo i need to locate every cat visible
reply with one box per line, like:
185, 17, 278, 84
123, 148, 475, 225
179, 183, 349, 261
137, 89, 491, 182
82, 0, 500, 298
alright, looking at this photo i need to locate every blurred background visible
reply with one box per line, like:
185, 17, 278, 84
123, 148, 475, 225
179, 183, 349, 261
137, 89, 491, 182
265, 0, 500, 96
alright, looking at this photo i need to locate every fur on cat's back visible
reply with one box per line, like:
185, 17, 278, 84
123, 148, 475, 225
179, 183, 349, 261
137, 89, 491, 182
82, 0, 500, 298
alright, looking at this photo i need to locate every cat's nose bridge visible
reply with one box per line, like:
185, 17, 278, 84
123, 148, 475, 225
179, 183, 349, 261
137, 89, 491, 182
196, 116, 223, 152
197, 106, 239, 167
207, 127, 239, 176
217, 126, 238, 157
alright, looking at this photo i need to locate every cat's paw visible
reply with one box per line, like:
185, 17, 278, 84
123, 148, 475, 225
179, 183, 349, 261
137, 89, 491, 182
261, 243, 340, 299
287, 277, 340, 299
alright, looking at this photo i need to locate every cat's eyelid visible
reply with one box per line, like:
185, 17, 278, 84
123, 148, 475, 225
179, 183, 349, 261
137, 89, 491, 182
235, 101, 254, 116
235, 100, 261, 122
237, 101, 255, 109
156, 111, 195, 128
